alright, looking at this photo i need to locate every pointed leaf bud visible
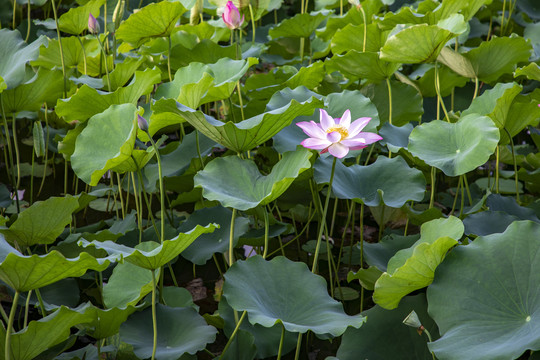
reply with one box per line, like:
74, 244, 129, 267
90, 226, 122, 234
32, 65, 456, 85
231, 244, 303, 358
222, 1, 244, 30
88, 13, 100, 34
137, 114, 149, 133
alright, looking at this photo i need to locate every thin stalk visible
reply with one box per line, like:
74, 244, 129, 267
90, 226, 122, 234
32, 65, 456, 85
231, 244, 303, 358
135, 167, 159, 238
11, 114, 21, 213
228, 208, 237, 265
329, 196, 338, 237
378, 204, 385, 242
248, 4, 256, 44
76, 36, 88, 75
459, 174, 465, 218
463, 175, 473, 206
195, 130, 205, 169
96, 36, 112, 92
12, 0, 16, 29
151, 270, 158, 360
473, 77, 479, 100
423, 327, 436, 360
262, 207, 270, 259
30, 150, 34, 204
218, 310, 247, 360
450, 176, 462, 215
236, 80, 245, 121
500, 0, 506, 36
50, 0, 67, 97
359, 203, 365, 312
299, 37, 305, 61
131, 172, 143, 243
25, 0, 31, 42
0, 302, 9, 325
504, 128, 520, 203
5, 291, 19, 360
276, 324, 285, 360
294, 333, 302, 360
429, 167, 436, 209
116, 172, 125, 219
386, 77, 393, 158
38, 104, 50, 197
23, 290, 31, 328
360, 5, 367, 52
495, 145, 500, 193
312, 157, 337, 274
148, 136, 165, 243
1, 98, 14, 185
434, 61, 450, 122
167, 36, 172, 82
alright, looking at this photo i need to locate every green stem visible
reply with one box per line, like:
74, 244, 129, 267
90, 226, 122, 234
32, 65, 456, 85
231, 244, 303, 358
23, 290, 31, 328
12, 0, 16, 29
299, 37, 305, 61
229, 208, 237, 265
360, 5, 367, 52
195, 130, 205, 170
148, 137, 165, 243
450, 176, 462, 215
167, 36, 172, 82
77, 36, 88, 75
219, 310, 247, 360
50, 0, 67, 98
434, 61, 450, 122
495, 145, 500, 194
504, 128, 520, 203
236, 80, 245, 121
116, 172, 125, 219
96, 36, 112, 92
38, 104, 50, 197
386, 77, 393, 158
5, 291, 19, 360
312, 157, 337, 274
276, 324, 285, 360
11, 114, 21, 213
501, 0, 506, 36
151, 270, 158, 360
248, 4, 256, 44
25, 0, 31, 42
262, 207, 270, 259
378, 204, 385, 242
473, 77, 479, 100
294, 333, 302, 360
429, 167, 436, 209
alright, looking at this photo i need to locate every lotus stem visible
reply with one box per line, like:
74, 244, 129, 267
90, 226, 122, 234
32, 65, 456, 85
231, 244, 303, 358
218, 310, 247, 360
38, 104, 50, 197
495, 145, 500, 194
116, 172, 125, 219
434, 61, 450, 122
229, 208, 237, 265
11, 113, 21, 213
429, 166, 436, 209
167, 36, 172, 82
276, 323, 285, 360
151, 270, 158, 360
312, 156, 337, 274
50, 0, 67, 98
248, 4, 256, 44
96, 35, 112, 92
294, 333, 302, 360
450, 176, 462, 215
25, 0, 31, 42
262, 206, 270, 259
76, 36, 88, 75
148, 136, 165, 243
504, 128, 520, 203
360, 4, 367, 52
23, 290, 31, 328
5, 290, 19, 360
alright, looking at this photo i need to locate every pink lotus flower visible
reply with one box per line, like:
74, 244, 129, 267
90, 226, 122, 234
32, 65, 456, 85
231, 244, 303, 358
297, 109, 382, 158
222, 1, 244, 30
88, 14, 100, 34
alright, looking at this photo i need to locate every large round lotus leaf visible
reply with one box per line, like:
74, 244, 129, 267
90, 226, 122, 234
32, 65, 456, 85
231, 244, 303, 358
120, 304, 217, 360
380, 24, 456, 64
171, 92, 322, 153
194, 149, 312, 211
103, 262, 159, 309
80, 224, 217, 270
78, 303, 139, 340
0, 304, 95, 360
0, 29, 45, 89
0, 235, 114, 292
223, 256, 365, 336
178, 206, 250, 265
337, 294, 438, 360
116, 2, 186, 47
427, 221, 540, 360
57, 0, 105, 35
71, 104, 138, 186
268, 11, 329, 39
314, 155, 426, 208
408, 114, 500, 177
326, 51, 400, 83
0, 196, 79, 247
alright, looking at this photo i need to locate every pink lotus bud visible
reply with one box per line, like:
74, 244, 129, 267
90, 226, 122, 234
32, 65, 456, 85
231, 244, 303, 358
137, 114, 149, 132
222, 1, 244, 30
88, 14, 100, 34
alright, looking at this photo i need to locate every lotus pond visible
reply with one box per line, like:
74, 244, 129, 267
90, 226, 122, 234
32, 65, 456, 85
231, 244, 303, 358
1, 0, 540, 359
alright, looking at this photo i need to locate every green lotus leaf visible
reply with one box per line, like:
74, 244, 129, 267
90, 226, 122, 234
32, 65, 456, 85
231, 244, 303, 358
223, 255, 365, 336
326, 51, 400, 82
178, 206, 250, 265
463, 211, 519, 236
1, 68, 64, 113
0, 196, 79, 247
314, 156, 426, 208
172, 91, 322, 153
120, 304, 217, 360
378, 122, 413, 152
372, 217, 463, 310
0, 76, 6, 94
462, 82, 522, 129
77, 303, 140, 339
107, 56, 143, 91
55, 68, 161, 123
515, 63, 540, 81
116, 1, 187, 47
194, 149, 312, 211
110, 148, 156, 174
0, 304, 95, 360
337, 295, 439, 360
362, 233, 420, 272
0, 235, 114, 292
71, 104, 138, 186
428, 221, 540, 360
32, 36, 98, 70
0, 29, 46, 89
58, 0, 105, 35
408, 114, 500, 176
361, 80, 423, 126
503, 95, 540, 144
437, 46, 476, 79
155, 57, 258, 108
81, 223, 217, 270
330, 23, 389, 54
317, 3, 383, 41
380, 24, 458, 64
102, 261, 159, 309
269, 11, 329, 39
464, 36, 533, 83
413, 63, 468, 97
169, 40, 236, 69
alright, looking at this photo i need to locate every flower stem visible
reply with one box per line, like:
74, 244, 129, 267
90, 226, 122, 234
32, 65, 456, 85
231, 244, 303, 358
96, 35, 112, 92
434, 61, 450, 122
218, 310, 247, 360
429, 167, 436, 209
5, 290, 19, 360
294, 333, 302, 360
262, 206, 270, 259
248, 4, 256, 44
148, 136, 165, 244
276, 323, 285, 360
151, 270, 158, 360
312, 156, 337, 274
50, 0, 67, 98
167, 36, 172, 82
229, 208, 237, 265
